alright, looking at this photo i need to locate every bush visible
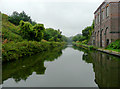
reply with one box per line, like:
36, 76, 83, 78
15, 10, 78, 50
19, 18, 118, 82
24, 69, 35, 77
19, 21, 45, 41
33, 24, 45, 41
2, 26, 23, 43
2, 41, 65, 62
8, 11, 36, 26
106, 40, 120, 49
2, 13, 23, 42
82, 40, 88, 44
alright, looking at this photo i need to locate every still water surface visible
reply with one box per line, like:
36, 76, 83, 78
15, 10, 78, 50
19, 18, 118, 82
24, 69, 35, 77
2, 46, 120, 87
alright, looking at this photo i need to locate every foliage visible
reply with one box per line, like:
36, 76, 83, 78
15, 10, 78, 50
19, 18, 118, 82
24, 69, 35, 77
2, 13, 67, 62
106, 40, 120, 50
8, 11, 36, 26
72, 34, 85, 42
33, 24, 45, 41
43, 28, 63, 42
19, 20, 33, 40
82, 26, 92, 40
2, 41, 66, 62
72, 20, 94, 44
82, 20, 94, 43
2, 46, 63, 82
81, 40, 88, 44
2, 14, 23, 43
19, 20, 45, 41
62, 35, 68, 42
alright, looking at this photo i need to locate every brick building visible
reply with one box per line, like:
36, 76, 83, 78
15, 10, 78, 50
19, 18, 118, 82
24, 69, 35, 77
91, 0, 120, 48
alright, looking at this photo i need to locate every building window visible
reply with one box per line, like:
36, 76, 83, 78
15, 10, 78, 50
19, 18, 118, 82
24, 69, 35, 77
106, 39, 109, 46
104, 27, 108, 35
102, 10, 104, 20
106, 6, 109, 17
99, 13, 100, 22
98, 14, 100, 23
95, 17, 97, 24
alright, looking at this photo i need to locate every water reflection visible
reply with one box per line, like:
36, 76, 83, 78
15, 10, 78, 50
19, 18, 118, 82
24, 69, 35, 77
73, 46, 120, 88
2, 46, 64, 83
2, 45, 120, 87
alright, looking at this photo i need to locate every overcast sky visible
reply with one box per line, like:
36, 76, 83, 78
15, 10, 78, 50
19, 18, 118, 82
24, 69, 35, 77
0, 0, 104, 37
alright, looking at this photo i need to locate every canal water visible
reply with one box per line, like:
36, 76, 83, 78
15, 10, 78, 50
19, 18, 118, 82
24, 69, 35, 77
2, 45, 120, 87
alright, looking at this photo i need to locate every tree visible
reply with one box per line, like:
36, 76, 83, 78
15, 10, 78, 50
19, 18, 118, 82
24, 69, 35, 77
19, 20, 33, 40
43, 28, 63, 42
19, 21, 44, 41
8, 11, 36, 26
33, 24, 45, 41
8, 11, 21, 25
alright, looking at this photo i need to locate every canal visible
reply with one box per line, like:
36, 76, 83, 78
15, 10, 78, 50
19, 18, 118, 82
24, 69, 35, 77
2, 45, 120, 88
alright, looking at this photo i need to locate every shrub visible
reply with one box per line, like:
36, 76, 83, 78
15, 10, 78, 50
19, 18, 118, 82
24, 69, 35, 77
33, 24, 45, 41
19, 21, 45, 41
106, 40, 120, 49
82, 40, 88, 44
2, 41, 65, 62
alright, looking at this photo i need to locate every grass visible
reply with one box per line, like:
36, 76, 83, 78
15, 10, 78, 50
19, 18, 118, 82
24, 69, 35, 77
2, 13, 66, 62
2, 40, 66, 62
73, 40, 120, 54
2, 13, 24, 43
72, 42, 97, 50
106, 48, 120, 52
106, 40, 120, 50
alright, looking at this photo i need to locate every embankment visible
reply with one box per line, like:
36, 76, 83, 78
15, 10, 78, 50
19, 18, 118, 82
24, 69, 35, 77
2, 41, 66, 62
73, 42, 120, 57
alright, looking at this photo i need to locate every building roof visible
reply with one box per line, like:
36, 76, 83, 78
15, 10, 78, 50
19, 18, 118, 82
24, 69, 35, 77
94, 0, 120, 14
94, 2, 105, 14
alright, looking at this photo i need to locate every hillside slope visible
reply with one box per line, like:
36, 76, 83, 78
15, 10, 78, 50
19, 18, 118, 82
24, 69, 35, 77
2, 13, 23, 43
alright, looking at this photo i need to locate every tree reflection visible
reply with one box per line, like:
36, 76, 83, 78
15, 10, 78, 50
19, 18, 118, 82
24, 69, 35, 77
73, 46, 120, 88
2, 47, 64, 83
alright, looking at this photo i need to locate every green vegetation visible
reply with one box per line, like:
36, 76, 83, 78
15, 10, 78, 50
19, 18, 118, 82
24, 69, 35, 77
8, 11, 36, 26
72, 20, 94, 44
72, 42, 97, 50
2, 41, 65, 62
72, 19, 120, 53
106, 40, 120, 52
72, 34, 85, 42
2, 12, 67, 62
19, 20, 45, 41
43, 28, 66, 42
3, 46, 64, 82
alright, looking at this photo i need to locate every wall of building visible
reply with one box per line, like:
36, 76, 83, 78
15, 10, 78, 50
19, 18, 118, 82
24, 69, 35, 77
92, 2, 120, 48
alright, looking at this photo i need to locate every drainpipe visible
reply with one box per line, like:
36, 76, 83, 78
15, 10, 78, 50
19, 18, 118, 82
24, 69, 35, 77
100, 7, 102, 47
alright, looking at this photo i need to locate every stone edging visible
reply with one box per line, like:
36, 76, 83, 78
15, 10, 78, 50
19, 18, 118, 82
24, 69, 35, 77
97, 48, 120, 57
73, 43, 120, 57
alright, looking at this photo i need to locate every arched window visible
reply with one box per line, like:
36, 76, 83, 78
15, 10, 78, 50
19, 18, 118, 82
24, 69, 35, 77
106, 39, 109, 46
106, 5, 109, 17
104, 27, 108, 35
98, 31, 99, 36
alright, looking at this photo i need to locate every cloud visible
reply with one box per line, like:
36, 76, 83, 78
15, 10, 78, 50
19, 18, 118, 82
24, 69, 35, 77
0, 0, 104, 36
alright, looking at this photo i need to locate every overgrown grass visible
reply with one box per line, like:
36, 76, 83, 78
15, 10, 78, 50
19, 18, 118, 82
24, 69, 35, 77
72, 42, 97, 50
106, 40, 120, 52
2, 13, 66, 62
106, 40, 120, 49
106, 48, 120, 52
2, 14, 24, 43
2, 41, 65, 62
73, 40, 120, 53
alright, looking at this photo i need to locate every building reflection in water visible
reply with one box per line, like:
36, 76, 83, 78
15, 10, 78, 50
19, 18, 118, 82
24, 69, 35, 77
73, 46, 120, 88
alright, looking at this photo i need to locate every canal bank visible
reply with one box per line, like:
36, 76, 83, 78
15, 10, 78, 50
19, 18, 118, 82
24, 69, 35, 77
72, 42, 120, 57
2, 41, 66, 62
2, 45, 120, 87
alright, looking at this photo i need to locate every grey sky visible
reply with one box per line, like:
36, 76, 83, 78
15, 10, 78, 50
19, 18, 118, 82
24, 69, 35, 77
0, 0, 104, 37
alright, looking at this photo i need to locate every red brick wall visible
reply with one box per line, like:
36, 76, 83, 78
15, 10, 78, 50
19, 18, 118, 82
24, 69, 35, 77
92, 2, 120, 48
